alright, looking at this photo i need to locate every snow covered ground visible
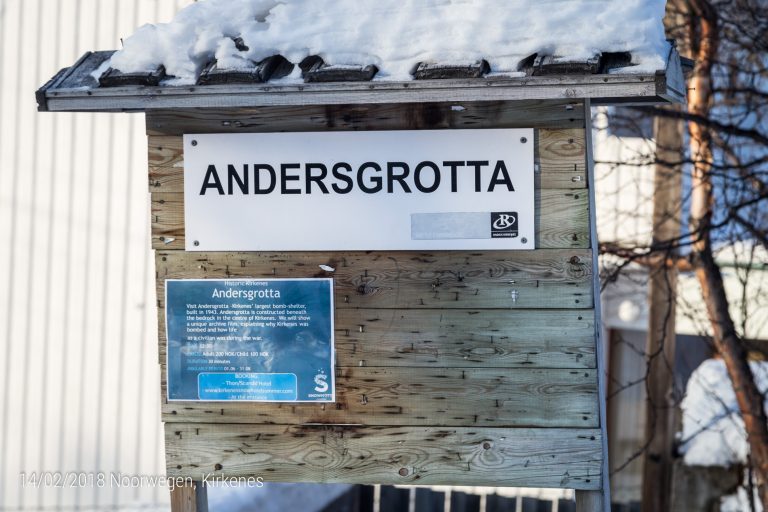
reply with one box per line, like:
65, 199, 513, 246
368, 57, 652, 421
103, 0, 670, 84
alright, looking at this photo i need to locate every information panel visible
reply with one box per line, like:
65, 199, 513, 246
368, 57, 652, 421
184, 128, 535, 251
165, 278, 335, 402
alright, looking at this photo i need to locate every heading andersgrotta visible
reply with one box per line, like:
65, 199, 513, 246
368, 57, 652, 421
199, 160, 516, 196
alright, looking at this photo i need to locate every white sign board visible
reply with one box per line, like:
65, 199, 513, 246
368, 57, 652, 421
184, 129, 534, 251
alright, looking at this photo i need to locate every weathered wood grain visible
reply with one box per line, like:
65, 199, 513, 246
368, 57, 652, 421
170, 483, 207, 512
538, 129, 587, 187
575, 490, 604, 512
161, 366, 598, 427
154, 250, 593, 310
43, 65, 671, 113
147, 128, 586, 193
333, 308, 596, 368
150, 189, 589, 250
535, 189, 589, 249
146, 101, 585, 136
165, 424, 603, 490
156, 308, 596, 368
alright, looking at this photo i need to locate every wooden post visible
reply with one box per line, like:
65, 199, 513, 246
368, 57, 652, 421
170, 481, 208, 512
585, 99, 612, 512
641, 113, 683, 512
576, 490, 604, 512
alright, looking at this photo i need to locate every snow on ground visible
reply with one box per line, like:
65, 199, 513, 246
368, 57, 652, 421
721, 486, 762, 512
103, 0, 669, 84
680, 358, 768, 467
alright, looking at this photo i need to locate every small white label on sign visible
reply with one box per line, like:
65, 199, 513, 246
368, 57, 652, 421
184, 129, 534, 251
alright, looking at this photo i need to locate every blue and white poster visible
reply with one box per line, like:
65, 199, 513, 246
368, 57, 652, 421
165, 278, 335, 402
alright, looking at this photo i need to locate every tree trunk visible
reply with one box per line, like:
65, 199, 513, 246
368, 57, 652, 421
687, 0, 768, 505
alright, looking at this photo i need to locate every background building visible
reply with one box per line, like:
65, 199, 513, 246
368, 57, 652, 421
595, 107, 768, 506
0, 1, 194, 510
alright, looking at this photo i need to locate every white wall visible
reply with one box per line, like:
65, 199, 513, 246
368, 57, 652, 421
0, 1, 193, 510
593, 108, 656, 247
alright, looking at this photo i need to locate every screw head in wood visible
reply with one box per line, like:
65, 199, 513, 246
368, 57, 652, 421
398, 468, 409, 476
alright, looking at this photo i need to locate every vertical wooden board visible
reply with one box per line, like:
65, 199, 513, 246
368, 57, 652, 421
151, 194, 184, 249
170, 483, 207, 512
154, 250, 594, 310
150, 190, 589, 250
575, 491, 603, 512
149, 136, 184, 191
164, 424, 603, 490
538, 129, 587, 187
535, 190, 590, 249
161, 366, 599, 427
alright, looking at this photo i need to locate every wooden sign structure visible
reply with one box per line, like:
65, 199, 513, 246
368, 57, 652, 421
37, 47, 685, 512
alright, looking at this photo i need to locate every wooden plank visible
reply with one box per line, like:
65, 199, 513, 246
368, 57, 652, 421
145, 101, 585, 136
413, 61, 490, 80
151, 194, 185, 249
156, 308, 596, 368
535, 189, 590, 249
164, 424, 603, 489
161, 366, 598, 427
154, 249, 594, 310
147, 128, 586, 193
56, 51, 113, 89
531, 54, 601, 76
197, 55, 294, 85
42, 70, 668, 112
333, 308, 596, 368
537, 129, 587, 188
305, 63, 379, 83
150, 189, 589, 250
99, 65, 166, 87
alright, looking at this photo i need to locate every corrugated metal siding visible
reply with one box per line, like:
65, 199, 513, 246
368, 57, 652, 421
0, 1, 193, 510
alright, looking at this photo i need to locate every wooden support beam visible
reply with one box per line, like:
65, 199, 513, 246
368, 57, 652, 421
170, 481, 207, 512
575, 490, 603, 512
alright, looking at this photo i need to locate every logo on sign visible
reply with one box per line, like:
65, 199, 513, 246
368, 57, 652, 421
314, 370, 329, 393
491, 212, 519, 238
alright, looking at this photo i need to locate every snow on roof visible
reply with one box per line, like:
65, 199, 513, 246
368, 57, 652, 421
102, 0, 670, 85
680, 359, 768, 467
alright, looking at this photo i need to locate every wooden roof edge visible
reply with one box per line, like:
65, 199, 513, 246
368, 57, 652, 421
37, 48, 686, 113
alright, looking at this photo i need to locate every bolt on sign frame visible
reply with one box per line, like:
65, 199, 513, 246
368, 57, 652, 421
37, 47, 685, 512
